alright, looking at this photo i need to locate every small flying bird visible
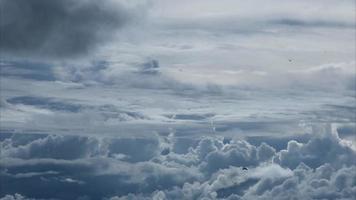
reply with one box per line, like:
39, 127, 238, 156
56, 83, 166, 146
242, 167, 248, 170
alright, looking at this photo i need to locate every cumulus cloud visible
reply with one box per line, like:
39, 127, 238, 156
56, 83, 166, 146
1, 125, 355, 199
0, 0, 142, 59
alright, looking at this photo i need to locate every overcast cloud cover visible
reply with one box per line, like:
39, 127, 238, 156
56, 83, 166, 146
0, 0, 355, 199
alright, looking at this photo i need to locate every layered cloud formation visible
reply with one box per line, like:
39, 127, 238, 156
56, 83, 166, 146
0, 0, 355, 199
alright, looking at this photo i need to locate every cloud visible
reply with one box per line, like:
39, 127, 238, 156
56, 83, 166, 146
1, 135, 102, 160
137, 60, 160, 75
0, 1, 355, 199
50, 58, 225, 96
0, 0, 142, 59
242, 164, 356, 200
1, 124, 355, 199
6, 96, 83, 113
337, 124, 356, 141
0, 61, 55, 81
270, 18, 355, 28
197, 138, 275, 174
273, 126, 356, 169
0, 194, 34, 200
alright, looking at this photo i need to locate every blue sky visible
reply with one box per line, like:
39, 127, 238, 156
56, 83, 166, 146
0, 0, 355, 199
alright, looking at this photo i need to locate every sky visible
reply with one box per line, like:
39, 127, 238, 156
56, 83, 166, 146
0, 0, 355, 199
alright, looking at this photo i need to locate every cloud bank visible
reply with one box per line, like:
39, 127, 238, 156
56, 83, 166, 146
1, 126, 355, 199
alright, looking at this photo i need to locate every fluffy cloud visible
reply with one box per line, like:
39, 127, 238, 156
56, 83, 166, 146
1, 125, 355, 199
274, 133, 356, 169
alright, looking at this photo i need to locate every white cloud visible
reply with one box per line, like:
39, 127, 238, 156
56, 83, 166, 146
1, 125, 355, 199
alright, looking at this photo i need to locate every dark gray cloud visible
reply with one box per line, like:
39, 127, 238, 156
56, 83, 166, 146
337, 124, 356, 139
270, 18, 355, 28
137, 60, 160, 75
0, 61, 55, 81
7, 96, 83, 113
0, 0, 134, 59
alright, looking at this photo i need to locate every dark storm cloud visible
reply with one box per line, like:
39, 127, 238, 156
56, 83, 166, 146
0, 0, 134, 59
